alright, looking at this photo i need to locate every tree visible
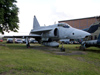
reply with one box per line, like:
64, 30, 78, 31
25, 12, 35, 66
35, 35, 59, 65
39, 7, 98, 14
96, 16, 100, 22
0, 0, 19, 34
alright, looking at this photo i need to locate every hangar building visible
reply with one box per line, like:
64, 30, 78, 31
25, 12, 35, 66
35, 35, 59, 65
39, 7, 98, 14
58, 16, 100, 29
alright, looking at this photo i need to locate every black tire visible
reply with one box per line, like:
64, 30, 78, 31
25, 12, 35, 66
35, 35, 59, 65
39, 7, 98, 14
60, 48, 65, 52
79, 46, 85, 51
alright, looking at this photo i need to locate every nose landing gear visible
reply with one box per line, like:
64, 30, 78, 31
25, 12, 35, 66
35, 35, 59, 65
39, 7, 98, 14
79, 42, 86, 51
60, 42, 65, 52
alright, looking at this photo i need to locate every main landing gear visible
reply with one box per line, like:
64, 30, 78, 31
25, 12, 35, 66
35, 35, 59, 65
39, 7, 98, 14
60, 42, 65, 52
26, 37, 30, 48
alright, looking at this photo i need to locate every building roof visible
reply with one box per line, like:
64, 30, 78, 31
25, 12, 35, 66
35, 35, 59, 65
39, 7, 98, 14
58, 16, 98, 22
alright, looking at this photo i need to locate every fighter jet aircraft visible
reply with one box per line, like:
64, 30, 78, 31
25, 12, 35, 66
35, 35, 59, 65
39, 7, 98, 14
4, 16, 91, 47
80, 23, 100, 50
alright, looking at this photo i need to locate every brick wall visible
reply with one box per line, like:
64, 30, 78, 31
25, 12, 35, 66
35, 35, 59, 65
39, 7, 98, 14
59, 17, 98, 29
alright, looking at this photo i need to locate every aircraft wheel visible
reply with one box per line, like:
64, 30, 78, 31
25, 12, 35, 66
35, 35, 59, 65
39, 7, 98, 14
60, 47, 65, 52
26, 43, 30, 48
79, 46, 85, 51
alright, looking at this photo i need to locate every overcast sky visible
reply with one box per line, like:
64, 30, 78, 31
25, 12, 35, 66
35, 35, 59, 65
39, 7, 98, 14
3, 0, 100, 35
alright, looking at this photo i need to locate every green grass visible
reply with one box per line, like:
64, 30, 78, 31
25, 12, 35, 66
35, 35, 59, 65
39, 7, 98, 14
0, 42, 100, 75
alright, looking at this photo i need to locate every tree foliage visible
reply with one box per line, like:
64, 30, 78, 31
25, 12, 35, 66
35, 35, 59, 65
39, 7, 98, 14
0, 0, 19, 34
96, 16, 100, 22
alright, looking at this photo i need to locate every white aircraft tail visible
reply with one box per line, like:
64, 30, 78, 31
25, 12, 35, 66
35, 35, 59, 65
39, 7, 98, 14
33, 16, 40, 29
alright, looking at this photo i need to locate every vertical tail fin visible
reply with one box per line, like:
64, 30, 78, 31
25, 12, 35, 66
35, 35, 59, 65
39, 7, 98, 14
33, 16, 40, 29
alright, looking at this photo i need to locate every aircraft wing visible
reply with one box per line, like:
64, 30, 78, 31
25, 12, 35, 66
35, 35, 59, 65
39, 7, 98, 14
3, 34, 41, 38
31, 28, 52, 34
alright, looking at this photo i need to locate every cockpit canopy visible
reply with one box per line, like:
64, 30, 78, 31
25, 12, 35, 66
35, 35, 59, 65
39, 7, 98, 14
58, 23, 71, 28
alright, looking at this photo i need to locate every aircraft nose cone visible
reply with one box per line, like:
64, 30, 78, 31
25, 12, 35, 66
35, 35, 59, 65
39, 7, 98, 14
69, 29, 91, 39
77, 30, 91, 38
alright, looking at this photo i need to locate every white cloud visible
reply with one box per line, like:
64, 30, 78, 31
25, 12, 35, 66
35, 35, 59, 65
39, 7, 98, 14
54, 0, 100, 19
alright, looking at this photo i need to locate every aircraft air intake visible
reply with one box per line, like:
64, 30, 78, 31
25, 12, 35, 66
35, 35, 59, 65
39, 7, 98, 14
48, 28, 59, 37
41, 28, 59, 38
54, 28, 59, 37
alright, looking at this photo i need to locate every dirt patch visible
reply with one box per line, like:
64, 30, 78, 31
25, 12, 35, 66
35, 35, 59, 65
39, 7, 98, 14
55, 51, 86, 55
0, 44, 6, 46
30, 45, 87, 55
31, 45, 59, 51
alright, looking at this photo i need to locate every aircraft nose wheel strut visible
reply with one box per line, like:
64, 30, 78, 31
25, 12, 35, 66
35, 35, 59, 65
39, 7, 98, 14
60, 42, 65, 52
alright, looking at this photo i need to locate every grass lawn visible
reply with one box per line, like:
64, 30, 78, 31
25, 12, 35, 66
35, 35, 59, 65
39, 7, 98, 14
0, 42, 100, 75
